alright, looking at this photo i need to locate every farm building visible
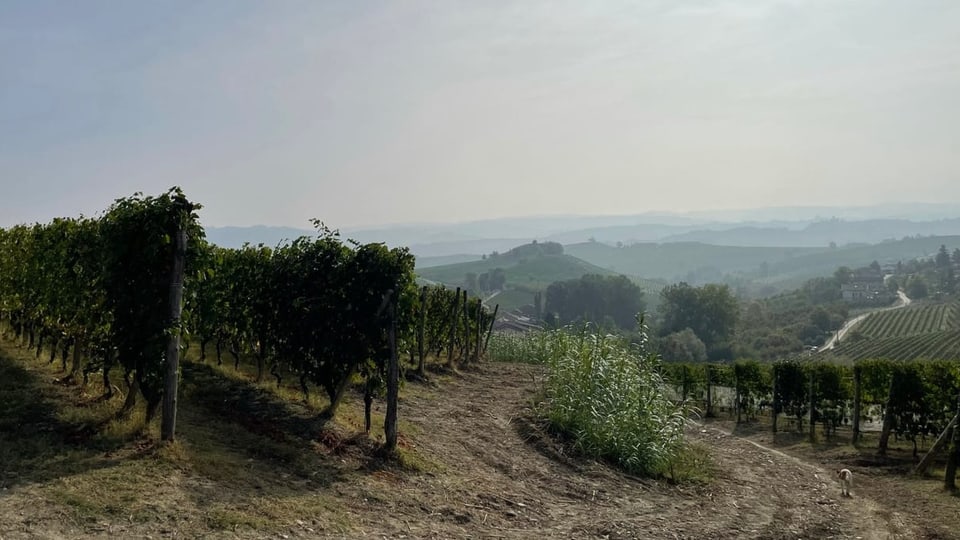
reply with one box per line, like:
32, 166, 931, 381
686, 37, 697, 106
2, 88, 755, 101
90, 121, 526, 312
841, 269, 892, 304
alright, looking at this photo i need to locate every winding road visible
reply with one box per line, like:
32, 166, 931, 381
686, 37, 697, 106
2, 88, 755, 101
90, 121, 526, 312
821, 290, 911, 351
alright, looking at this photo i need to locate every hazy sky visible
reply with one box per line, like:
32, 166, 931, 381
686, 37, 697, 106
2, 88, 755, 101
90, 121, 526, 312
2, 0, 958, 228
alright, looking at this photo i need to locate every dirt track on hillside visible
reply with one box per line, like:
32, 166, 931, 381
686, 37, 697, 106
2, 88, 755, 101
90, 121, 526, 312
338, 362, 949, 539
1, 356, 957, 539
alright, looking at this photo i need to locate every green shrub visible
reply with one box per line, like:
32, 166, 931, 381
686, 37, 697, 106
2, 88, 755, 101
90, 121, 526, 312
496, 326, 688, 476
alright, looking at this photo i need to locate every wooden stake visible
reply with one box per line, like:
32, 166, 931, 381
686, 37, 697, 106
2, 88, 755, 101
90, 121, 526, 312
161, 228, 187, 442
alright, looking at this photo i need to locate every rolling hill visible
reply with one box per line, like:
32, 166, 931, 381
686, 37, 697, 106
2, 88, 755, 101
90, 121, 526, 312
567, 235, 960, 292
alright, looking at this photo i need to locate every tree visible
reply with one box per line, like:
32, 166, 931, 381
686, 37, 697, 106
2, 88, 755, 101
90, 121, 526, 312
660, 328, 706, 363
907, 277, 929, 299
544, 274, 645, 330
834, 266, 853, 285
659, 282, 738, 358
936, 244, 951, 268
477, 272, 490, 292
489, 268, 506, 290
887, 276, 899, 294
465, 272, 478, 292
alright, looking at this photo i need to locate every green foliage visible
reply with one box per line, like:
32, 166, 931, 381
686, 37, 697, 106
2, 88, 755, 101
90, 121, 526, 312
487, 331, 554, 365
2, 189, 482, 427
659, 328, 707, 363
734, 360, 770, 401
772, 360, 807, 422
0, 188, 202, 421
99, 189, 203, 410
659, 282, 738, 359
660, 362, 705, 401
544, 274, 645, 331
490, 326, 689, 476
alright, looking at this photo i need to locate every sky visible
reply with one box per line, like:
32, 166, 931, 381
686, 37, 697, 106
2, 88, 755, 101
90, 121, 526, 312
2, 0, 959, 229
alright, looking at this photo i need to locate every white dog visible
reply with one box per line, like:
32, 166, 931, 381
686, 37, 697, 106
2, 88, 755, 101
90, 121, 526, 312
836, 468, 853, 497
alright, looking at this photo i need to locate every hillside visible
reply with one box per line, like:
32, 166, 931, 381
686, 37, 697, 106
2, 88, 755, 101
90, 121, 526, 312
416, 242, 628, 313
0, 343, 953, 539
418, 253, 613, 289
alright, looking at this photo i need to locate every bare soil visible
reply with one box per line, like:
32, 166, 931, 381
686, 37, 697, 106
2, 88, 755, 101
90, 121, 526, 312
1, 348, 958, 539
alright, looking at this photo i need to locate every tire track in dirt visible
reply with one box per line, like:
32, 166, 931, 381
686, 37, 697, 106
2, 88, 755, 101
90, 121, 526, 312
700, 424, 925, 540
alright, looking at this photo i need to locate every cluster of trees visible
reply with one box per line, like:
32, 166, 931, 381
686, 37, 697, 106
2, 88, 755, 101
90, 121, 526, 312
543, 274, 645, 331
657, 282, 738, 361
0, 189, 497, 446
888, 244, 960, 300
465, 268, 505, 294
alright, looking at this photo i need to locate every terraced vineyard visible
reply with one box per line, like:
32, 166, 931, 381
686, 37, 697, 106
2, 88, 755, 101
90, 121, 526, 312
832, 301, 960, 361
856, 302, 957, 338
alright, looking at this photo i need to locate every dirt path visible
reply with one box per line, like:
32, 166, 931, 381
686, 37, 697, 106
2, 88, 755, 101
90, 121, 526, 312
350, 362, 940, 539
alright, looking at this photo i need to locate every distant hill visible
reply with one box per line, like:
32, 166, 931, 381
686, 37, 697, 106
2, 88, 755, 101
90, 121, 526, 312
414, 254, 482, 268
205, 205, 960, 257
661, 218, 960, 247
418, 248, 614, 292
566, 236, 960, 291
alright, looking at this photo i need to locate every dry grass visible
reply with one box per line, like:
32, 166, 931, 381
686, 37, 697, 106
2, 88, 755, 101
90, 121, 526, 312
0, 339, 436, 537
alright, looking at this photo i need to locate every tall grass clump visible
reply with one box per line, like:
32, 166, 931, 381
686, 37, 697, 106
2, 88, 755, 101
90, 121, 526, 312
487, 331, 553, 364
498, 325, 689, 476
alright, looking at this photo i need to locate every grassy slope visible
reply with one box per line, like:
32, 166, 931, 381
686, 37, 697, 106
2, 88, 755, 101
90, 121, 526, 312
0, 341, 427, 538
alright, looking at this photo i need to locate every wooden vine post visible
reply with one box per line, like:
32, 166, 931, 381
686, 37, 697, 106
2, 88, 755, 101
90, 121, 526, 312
417, 286, 427, 377
461, 289, 469, 363
943, 394, 960, 490
473, 299, 482, 362
852, 365, 862, 445
705, 365, 714, 418
481, 304, 499, 357
446, 287, 461, 368
161, 226, 188, 442
771, 368, 779, 433
735, 367, 742, 424
878, 377, 896, 456
808, 369, 816, 443
384, 290, 399, 453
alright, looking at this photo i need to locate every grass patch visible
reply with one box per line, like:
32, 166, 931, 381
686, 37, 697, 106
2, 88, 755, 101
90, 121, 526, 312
205, 508, 270, 531
661, 442, 715, 484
